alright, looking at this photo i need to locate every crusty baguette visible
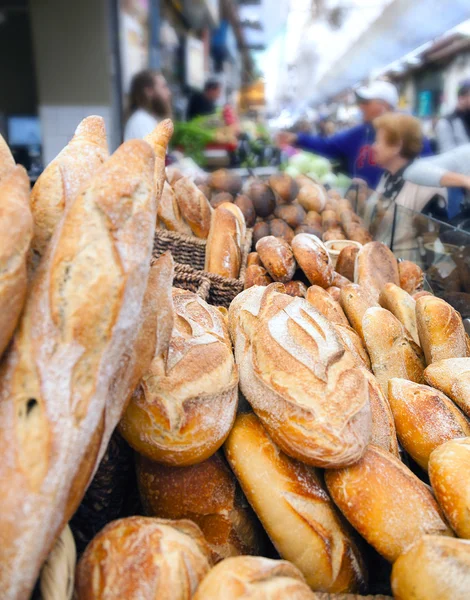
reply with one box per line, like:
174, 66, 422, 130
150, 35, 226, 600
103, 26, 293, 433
424, 357, 470, 417
334, 324, 371, 370
173, 176, 213, 238
398, 260, 424, 295
391, 535, 470, 600
119, 288, 238, 466
136, 451, 264, 562
256, 235, 296, 283
228, 284, 371, 467
75, 517, 212, 600
325, 445, 453, 563
193, 556, 317, 599
29, 116, 109, 272
355, 241, 400, 302
291, 233, 334, 287
306, 285, 349, 326
429, 437, 470, 538
0, 166, 33, 357
219, 202, 246, 246
0, 140, 157, 600
379, 282, 420, 346
144, 119, 174, 207
416, 295, 468, 365
205, 205, 243, 279
364, 370, 399, 456
388, 379, 470, 470
157, 180, 193, 234
0, 133, 15, 181
362, 307, 425, 397
224, 413, 366, 592
339, 283, 378, 341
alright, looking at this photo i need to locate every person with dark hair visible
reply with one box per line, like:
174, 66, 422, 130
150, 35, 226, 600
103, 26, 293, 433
436, 80, 470, 153
187, 79, 222, 121
124, 69, 172, 140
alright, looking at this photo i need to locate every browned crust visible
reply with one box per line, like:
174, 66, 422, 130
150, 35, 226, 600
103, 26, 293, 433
398, 260, 424, 295
306, 285, 350, 326
339, 283, 378, 341
173, 176, 213, 238
291, 233, 334, 287
355, 241, 400, 302
205, 206, 242, 279
157, 181, 192, 234
379, 282, 420, 346
424, 357, 470, 417
336, 245, 360, 281
256, 235, 296, 283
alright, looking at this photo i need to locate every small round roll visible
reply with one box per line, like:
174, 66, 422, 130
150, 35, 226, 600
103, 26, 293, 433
398, 259, 424, 295
244, 264, 272, 289
274, 203, 306, 229
269, 218, 295, 243
256, 236, 296, 283
284, 280, 308, 298
193, 556, 317, 599
75, 517, 212, 600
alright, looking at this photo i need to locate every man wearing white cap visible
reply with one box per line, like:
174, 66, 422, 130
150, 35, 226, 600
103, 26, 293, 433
277, 80, 432, 188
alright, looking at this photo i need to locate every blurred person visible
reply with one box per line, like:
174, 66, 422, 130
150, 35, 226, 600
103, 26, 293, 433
187, 79, 222, 121
435, 80, 470, 153
124, 69, 172, 140
276, 81, 433, 188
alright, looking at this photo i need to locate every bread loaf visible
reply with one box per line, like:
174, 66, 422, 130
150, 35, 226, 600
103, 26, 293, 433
205, 205, 243, 279
209, 169, 242, 195
0, 139, 157, 600
0, 133, 15, 181
173, 176, 212, 238
365, 370, 399, 456
228, 284, 371, 467
29, 116, 109, 271
304, 210, 322, 229
269, 173, 299, 203
339, 283, 378, 341
75, 517, 212, 600
247, 252, 261, 267
297, 181, 327, 212
157, 181, 193, 234
256, 235, 296, 283
388, 379, 470, 470
416, 295, 468, 364
355, 241, 400, 302
193, 556, 317, 599
145, 120, 174, 204
306, 285, 349, 326
234, 194, 256, 227
224, 413, 366, 592
429, 437, 470, 538
211, 191, 233, 208
334, 324, 371, 370
291, 233, 334, 287
424, 358, 470, 417
244, 265, 272, 289
119, 288, 238, 466
325, 445, 453, 563
269, 218, 295, 243
379, 283, 420, 345
274, 204, 306, 229
295, 224, 323, 237
137, 452, 264, 562
219, 201, 246, 246
413, 289, 433, 300
253, 221, 270, 246
398, 260, 424, 295
326, 286, 341, 301
245, 179, 276, 217
362, 307, 425, 397
336, 245, 360, 281
391, 535, 470, 600
282, 280, 306, 297
0, 166, 33, 357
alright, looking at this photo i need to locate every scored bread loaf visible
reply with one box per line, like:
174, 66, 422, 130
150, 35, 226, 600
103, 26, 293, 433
205, 205, 243, 279
398, 260, 424, 295
29, 116, 109, 271
228, 284, 371, 467
220, 202, 247, 244
0, 139, 157, 600
391, 535, 470, 600
388, 379, 470, 470
0, 133, 15, 181
325, 445, 453, 563
0, 166, 33, 357
75, 517, 212, 600
173, 176, 213, 238
429, 437, 470, 538
379, 283, 420, 346
157, 181, 193, 234
136, 451, 265, 562
193, 556, 317, 600
416, 295, 468, 365
224, 413, 366, 592
306, 285, 349, 326
291, 233, 334, 287
362, 307, 425, 397
424, 358, 470, 417
355, 241, 400, 302
339, 283, 378, 341
119, 287, 238, 466
256, 235, 296, 283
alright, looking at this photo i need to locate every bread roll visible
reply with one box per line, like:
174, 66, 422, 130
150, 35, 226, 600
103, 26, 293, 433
205, 206, 243, 279
339, 283, 378, 341
158, 181, 193, 234
323, 229, 346, 242
413, 290, 433, 301
137, 451, 264, 562
416, 295, 468, 365
75, 517, 212, 600
284, 280, 307, 297
245, 179, 276, 217
274, 204, 306, 229
211, 191, 233, 208
234, 194, 256, 227
0, 140, 158, 600
364, 370, 399, 456
306, 285, 349, 326
256, 236, 296, 283
253, 221, 270, 246
398, 260, 424, 295
297, 182, 327, 213
294, 224, 323, 237
244, 265, 272, 289
269, 173, 299, 203
388, 379, 470, 470
228, 285, 371, 467
362, 307, 425, 397
424, 358, 470, 417
224, 413, 366, 592
29, 116, 109, 271
209, 169, 242, 195
174, 176, 213, 238
334, 324, 371, 371
247, 252, 261, 267
291, 233, 334, 288
120, 288, 238, 466
0, 133, 15, 181
193, 556, 317, 599
304, 210, 322, 229
355, 241, 400, 302
379, 283, 420, 345
391, 535, 470, 600
0, 166, 33, 357
326, 286, 340, 301
336, 245, 359, 281
325, 445, 453, 563
322, 209, 339, 230
269, 218, 295, 243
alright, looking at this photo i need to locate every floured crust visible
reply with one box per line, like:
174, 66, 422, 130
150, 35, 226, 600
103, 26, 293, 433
173, 176, 212, 238
205, 206, 243, 279
363, 370, 399, 456
339, 283, 378, 341
379, 283, 420, 346
256, 236, 296, 283
334, 324, 371, 370
424, 357, 470, 417
325, 445, 453, 563
306, 285, 349, 326
158, 180, 192, 234
291, 233, 333, 287
224, 413, 366, 593
355, 241, 399, 302
75, 517, 212, 600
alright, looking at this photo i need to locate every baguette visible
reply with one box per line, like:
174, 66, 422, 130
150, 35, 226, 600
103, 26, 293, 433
291, 233, 334, 287
365, 370, 399, 456
429, 437, 470, 538
136, 452, 265, 562
336, 245, 359, 281
220, 201, 246, 245
306, 285, 350, 326
173, 176, 213, 238
355, 241, 400, 302
379, 283, 420, 346
334, 324, 371, 370
339, 283, 378, 341
256, 235, 296, 283
0, 133, 15, 181
157, 181, 193, 234
0, 140, 157, 600
424, 358, 470, 417
325, 445, 453, 563
205, 205, 243, 279
193, 556, 317, 599
145, 119, 174, 205
0, 166, 33, 357
75, 517, 212, 600
29, 116, 109, 271
391, 535, 470, 600
224, 413, 366, 592
398, 260, 424, 295
388, 379, 470, 470
416, 295, 468, 364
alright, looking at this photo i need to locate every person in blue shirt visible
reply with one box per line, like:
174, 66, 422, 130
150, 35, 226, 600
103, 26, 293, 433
276, 81, 433, 189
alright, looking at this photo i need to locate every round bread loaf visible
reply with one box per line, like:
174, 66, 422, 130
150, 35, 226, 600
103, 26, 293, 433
256, 236, 296, 283
245, 179, 276, 217
244, 264, 272, 289
297, 182, 327, 213
336, 245, 360, 282
234, 194, 256, 227
211, 191, 234, 209
283, 280, 308, 298
304, 210, 322, 229
269, 218, 295, 243
291, 233, 334, 288
274, 203, 306, 229
269, 173, 299, 204
253, 221, 271, 246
